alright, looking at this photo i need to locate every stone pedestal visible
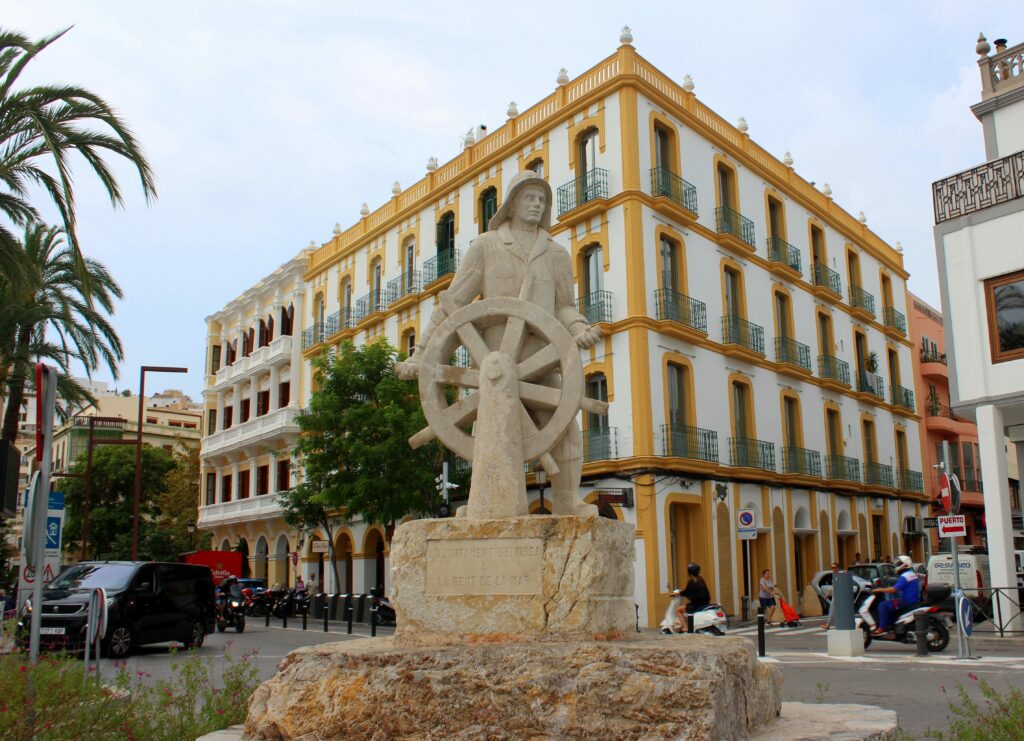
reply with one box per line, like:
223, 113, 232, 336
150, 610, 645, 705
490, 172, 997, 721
244, 635, 783, 740
827, 628, 866, 657
390, 514, 635, 645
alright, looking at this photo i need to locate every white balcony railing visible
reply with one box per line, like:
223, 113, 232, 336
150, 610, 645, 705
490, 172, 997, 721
201, 404, 301, 458
211, 335, 293, 390
198, 493, 283, 528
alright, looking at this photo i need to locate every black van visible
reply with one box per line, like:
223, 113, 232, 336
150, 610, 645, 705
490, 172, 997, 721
24, 561, 216, 658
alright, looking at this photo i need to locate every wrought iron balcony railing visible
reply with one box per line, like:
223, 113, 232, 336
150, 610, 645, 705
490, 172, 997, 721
654, 289, 707, 333
729, 437, 776, 471
353, 290, 386, 322
898, 469, 924, 493
962, 478, 984, 493
557, 168, 609, 216
386, 271, 421, 305
324, 310, 342, 337
864, 461, 895, 488
662, 423, 719, 463
583, 427, 618, 462
782, 447, 822, 477
926, 401, 963, 420
892, 384, 915, 413
423, 249, 460, 283
849, 284, 875, 316
932, 150, 1024, 224
767, 236, 802, 273
818, 355, 851, 386
722, 314, 765, 354
826, 454, 862, 482
662, 423, 719, 462
577, 290, 613, 324
858, 370, 885, 399
813, 263, 842, 296
650, 167, 698, 216
920, 347, 947, 364
775, 336, 811, 371
301, 322, 325, 350
882, 307, 907, 335
715, 206, 756, 247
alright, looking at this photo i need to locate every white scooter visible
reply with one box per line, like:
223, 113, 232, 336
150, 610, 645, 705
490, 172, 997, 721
853, 592, 950, 652
660, 594, 728, 636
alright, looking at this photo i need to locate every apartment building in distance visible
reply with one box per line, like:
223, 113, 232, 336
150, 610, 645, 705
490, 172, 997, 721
199, 33, 926, 625
932, 33, 1024, 617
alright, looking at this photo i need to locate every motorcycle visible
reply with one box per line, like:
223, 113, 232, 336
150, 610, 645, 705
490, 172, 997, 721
854, 585, 950, 652
216, 580, 246, 633
659, 594, 728, 636
369, 588, 396, 627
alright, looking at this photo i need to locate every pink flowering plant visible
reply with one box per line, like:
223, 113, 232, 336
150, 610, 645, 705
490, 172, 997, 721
921, 673, 1024, 741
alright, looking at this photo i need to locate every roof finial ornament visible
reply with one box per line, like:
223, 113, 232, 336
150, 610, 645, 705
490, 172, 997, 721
682, 74, 695, 92
360, 203, 370, 218
858, 211, 867, 224
737, 117, 749, 134
822, 183, 832, 197
782, 151, 793, 167
392, 181, 402, 196
507, 101, 519, 118
619, 26, 633, 46
895, 241, 904, 254
308, 240, 317, 250
977, 33, 991, 56
557, 67, 569, 86
464, 127, 475, 148
333, 223, 341, 236
426, 157, 438, 172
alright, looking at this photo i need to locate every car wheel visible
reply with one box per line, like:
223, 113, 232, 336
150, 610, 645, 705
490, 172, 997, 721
105, 624, 133, 659
862, 625, 873, 649
235, 614, 245, 633
186, 621, 205, 649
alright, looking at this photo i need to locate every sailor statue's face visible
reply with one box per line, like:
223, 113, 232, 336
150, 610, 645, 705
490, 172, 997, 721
511, 185, 546, 226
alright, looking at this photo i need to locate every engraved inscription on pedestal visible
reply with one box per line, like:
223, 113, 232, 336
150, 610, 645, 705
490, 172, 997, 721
425, 537, 543, 595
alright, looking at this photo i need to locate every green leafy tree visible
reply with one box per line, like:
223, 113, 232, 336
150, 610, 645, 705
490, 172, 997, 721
282, 340, 441, 580
154, 445, 202, 552
61, 444, 176, 560
0, 26, 156, 282
278, 477, 344, 591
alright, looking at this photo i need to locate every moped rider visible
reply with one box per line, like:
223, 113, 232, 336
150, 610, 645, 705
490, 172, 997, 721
675, 563, 711, 625
871, 555, 920, 636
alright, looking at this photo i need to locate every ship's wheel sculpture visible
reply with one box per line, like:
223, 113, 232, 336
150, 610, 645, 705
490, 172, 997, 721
407, 295, 607, 518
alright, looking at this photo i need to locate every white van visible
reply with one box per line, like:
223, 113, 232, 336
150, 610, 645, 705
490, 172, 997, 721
926, 552, 991, 597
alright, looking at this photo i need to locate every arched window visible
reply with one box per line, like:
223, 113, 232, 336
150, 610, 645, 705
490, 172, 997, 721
659, 235, 680, 292
341, 279, 352, 324
578, 128, 599, 175
479, 187, 497, 232
405, 330, 416, 357
371, 260, 383, 312
258, 319, 268, 347
584, 373, 610, 462
280, 304, 294, 336
437, 212, 455, 258
266, 315, 274, 343
527, 158, 544, 178
404, 239, 416, 293
667, 363, 689, 427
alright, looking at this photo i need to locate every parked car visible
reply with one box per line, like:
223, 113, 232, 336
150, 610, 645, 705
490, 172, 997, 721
809, 570, 872, 609
237, 577, 267, 593
848, 563, 899, 588
20, 561, 216, 658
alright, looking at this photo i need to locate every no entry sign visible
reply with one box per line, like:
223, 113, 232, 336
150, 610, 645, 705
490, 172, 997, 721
938, 514, 967, 538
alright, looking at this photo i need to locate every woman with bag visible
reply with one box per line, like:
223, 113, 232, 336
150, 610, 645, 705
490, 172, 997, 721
758, 569, 776, 624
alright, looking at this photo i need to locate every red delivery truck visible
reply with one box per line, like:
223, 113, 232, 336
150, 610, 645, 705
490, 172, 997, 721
182, 550, 243, 586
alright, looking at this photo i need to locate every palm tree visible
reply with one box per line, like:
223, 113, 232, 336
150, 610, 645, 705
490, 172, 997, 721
0, 26, 156, 283
1, 222, 123, 440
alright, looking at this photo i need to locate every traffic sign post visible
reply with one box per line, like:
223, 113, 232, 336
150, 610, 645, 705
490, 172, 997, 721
939, 443, 972, 660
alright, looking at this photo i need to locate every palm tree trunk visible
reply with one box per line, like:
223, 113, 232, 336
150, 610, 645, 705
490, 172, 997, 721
1, 326, 32, 442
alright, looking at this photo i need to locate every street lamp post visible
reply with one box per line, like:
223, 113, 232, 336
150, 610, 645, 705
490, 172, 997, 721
133, 365, 188, 560
187, 520, 196, 551
535, 465, 547, 514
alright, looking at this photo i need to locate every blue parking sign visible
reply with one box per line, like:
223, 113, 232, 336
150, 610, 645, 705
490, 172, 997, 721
45, 516, 61, 550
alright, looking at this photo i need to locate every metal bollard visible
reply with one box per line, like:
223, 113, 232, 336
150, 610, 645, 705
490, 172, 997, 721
635, 603, 641, 633
324, 595, 331, 633
915, 613, 929, 657
265, 609, 270, 628
347, 597, 355, 635
757, 606, 766, 657
282, 606, 288, 629
302, 609, 308, 630
686, 612, 695, 634
370, 605, 377, 637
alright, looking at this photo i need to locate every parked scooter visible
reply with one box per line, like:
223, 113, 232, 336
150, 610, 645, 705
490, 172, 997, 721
854, 585, 950, 651
216, 578, 246, 633
369, 587, 396, 627
659, 593, 728, 636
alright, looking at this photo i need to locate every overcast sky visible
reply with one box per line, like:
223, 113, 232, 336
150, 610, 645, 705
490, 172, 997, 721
7, 1, 1022, 400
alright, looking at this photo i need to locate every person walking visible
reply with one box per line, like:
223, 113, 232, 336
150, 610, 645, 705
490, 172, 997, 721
295, 575, 305, 593
758, 569, 776, 625
307, 574, 318, 595
824, 562, 841, 629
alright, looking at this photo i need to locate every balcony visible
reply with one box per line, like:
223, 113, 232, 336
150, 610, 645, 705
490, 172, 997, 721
424, 249, 460, 284
766, 236, 802, 275
774, 336, 811, 372
812, 263, 842, 298
577, 290, 613, 324
858, 370, 885, 400
849, 284, 875, 318
583, 427, 618, 463
864, 461, 895, 488
715, 206, 756, 249
301, 323, 325, 350
201, 405, 302, 459
898, 469, 925, 494
782, 447, 822, 477
932, 150, 1024, 224
729, 437, 775, 471
662, 423, 719, 463
826, 454, 861, 483
920, 348, 948, 381
654, 289, 707, 333
198, 493, 284, 529
925, 401, 966, 434
722, 314, 765, 355
892, 384, 915, 413
386, 271, 421, 306
882, 307, 907, 336
556, 168, 609, 216
353, 290, 386, 323
650, 167, 698, 217
818, 355, 851, 387
962, 477, 984, 494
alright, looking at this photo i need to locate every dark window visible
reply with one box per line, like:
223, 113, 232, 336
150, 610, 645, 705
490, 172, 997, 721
985, 269, 1024, 362
277, 459, 291, 491
238, 470, 250, 499
480, 187, 498, 232
278, 381, 290, 408
436, 212, 455, 258
240, 399, 251, 423
281, 305, 294, 336
257, 390, 270, 417
223, 406, 233, 430
205, 472, 216, 505
257, 465, 269, 495
222, 474, 233, 503
207, 409, 217, 434
211, 345, 221, 374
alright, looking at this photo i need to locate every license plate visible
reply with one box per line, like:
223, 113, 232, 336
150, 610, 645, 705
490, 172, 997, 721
40, 627, 65, 635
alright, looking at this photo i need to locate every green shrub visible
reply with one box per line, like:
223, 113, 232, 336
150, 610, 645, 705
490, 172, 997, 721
921, 674, 1024, 741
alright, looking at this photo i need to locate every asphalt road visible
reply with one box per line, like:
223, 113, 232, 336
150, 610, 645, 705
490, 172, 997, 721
91, 616, 1024, 738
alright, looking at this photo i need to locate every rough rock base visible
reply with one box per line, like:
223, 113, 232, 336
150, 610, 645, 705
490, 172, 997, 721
244, 635, 783, 740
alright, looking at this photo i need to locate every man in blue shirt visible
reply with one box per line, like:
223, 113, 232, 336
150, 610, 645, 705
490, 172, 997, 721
872, 555, 921, 635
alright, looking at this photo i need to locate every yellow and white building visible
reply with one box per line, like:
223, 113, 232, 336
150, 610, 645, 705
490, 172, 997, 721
199, 35, 927, 625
